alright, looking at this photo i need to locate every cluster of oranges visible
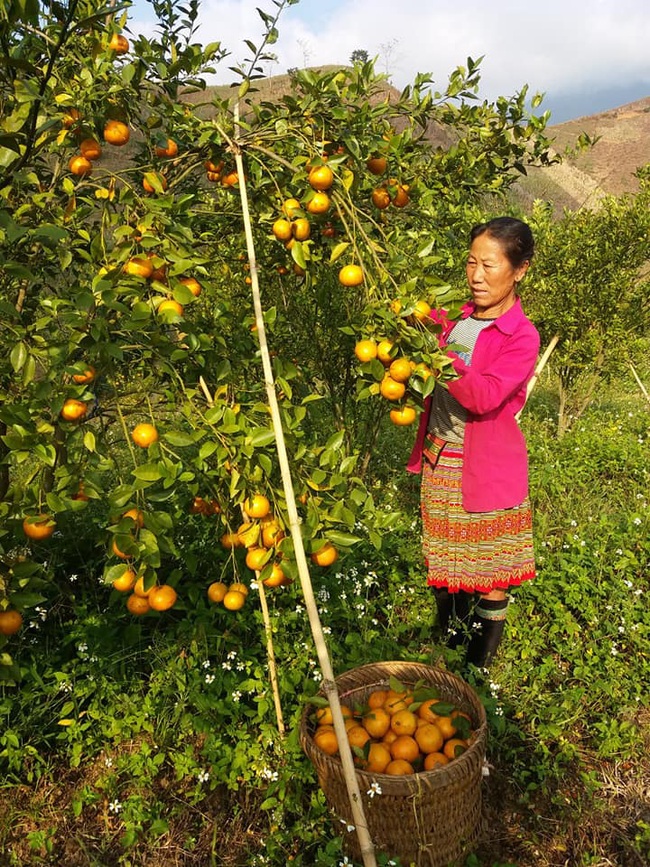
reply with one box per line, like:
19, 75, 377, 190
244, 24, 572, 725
311, 686, 474, 775
121, 255, 201, 319
366, 155, 411, 210
206, 579, 250, 611
110, 506, 178, 615
59, 364, 97, 424
203, 158, 239, 187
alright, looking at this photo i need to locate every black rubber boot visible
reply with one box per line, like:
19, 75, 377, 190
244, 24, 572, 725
432, 588, 473, 649
465, 597, 508, 667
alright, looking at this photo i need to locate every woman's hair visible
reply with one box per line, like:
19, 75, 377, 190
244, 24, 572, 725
470, 217, 534, 268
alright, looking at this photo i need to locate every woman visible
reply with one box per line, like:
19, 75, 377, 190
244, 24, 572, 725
407, 217, 540, 668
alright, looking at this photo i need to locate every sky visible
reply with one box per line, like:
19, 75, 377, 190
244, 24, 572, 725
128, 0, 650, 123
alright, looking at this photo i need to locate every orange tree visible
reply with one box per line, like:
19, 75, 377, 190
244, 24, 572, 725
0, 0, 555, 669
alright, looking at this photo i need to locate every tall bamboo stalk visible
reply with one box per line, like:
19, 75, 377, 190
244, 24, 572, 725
232, 123, 377, 866
516, 334, 560, 420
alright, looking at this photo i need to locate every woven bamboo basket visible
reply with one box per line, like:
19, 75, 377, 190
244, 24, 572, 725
299, 661, 488, 867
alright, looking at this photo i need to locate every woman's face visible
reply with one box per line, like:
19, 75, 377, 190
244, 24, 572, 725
466, 232, 529, 319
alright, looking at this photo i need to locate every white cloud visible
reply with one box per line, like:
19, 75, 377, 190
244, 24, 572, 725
130, 0, 650, 103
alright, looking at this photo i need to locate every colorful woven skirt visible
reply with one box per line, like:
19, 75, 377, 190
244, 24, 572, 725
421, 443, 535, 594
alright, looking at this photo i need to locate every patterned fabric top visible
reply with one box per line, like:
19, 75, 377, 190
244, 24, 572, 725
427, 316, 494, 444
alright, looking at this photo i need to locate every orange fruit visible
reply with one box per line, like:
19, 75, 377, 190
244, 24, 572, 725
126, 593, 150, 616
180, 277, 202, 297
245, 547, 269, 571
207, 581, 228, 603
0, 609, 23, 636
131, 423, 158, 448
393, 185, 410, 208
443, 738, 468, 760
338, 264, 363, 287
415, 723, 445, 755
364, 742, 392, 773
80, 138, 102, 160
371, 187, 391, 209
149, 584, 178, 611
272, 218, 293, 241
143, 172, 168, 193
313, 726, 338, 756
433, 715, 458, 740
112, 538, 133, 560
155, 138, 178, 158
389, 406, 417, 426
124, 257, 154, 279
315, 706, 334, 726
377, 340, 395, 364
385, 759, 414, 775
244, 494, 271, 519
205, 159, 224, 174
229, 582, 249, 597
383, 694, 409, 716
308, 165, 334, 191
412, 300, 432, 322
263, 563, 286, 587
112, 568, 137, 593
222, 590, 246, 611
362, 707, 391, 739
366, 155, 387, 175
310, 542, 338, 567
282, 198, 302, 217
190, 496, 208, 514
220, 532, 241, 549
367, 689, 388, 710
390, 710, 418, 737
261, 520, 284, 548
221, 171, 239, 187
388, 357, 412, 383
133, 576, 153, 598
306, 192, 330, 215
380, 377, 406, 401
423, 751, 449, 771
157, 298, 183, 317
389, 735, 420, 763
347, 726, 371, 750
72, 366, 96, 384
354, 339, 377, 362
417, 698, 442, 724
60, 399, 88, 421
103, 120, 130, 146
292, 218, 311, 240
68, 155, 92, 177
382, 729, 398, 746
62, 108, 81, 129
108, 33, 129, 54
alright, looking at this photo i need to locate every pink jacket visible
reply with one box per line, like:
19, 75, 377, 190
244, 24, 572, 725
407, 298, 540, 512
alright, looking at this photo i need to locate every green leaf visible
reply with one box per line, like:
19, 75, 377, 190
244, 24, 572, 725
163, 431, 197, 447
83, 431, 96, 452
248, 428, 276, 447
132, 464, 163, 481
324, 530, 361, 547
10, 342, 27, 372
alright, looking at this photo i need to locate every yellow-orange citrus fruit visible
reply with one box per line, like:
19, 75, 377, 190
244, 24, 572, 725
347, 725, 371, 750
155, 138, 178, 158
432, 714, 458, 740
385, 759, 414, 775
389, 406, 417, 426
123, 508, 144, 527
69, 155, 92, 177
229, 582, 249, 597
393, 185, 410, 207
222, 589, 246, 611
126, 593, 150, 616
221, 171, 239, 187
133, 576, 153, 598
112, 568, 137, 592
306, 192, 330, 215
367, 689, 388, 710
383, 694, 410, 716
366, 155, 387, 175
131, 423, 158, 448
292, 217, 311, 240
308, 165, 334, 191
180, 277, 202, 297
377, 340, 395, 364
424, 751, 449, 770
244, 494, 271, 519
261, 520, 284, 548
237, 522, 259, 547
220, 532, 240, 549
205, 159, 224, 174
338, 264, 363, 287
382, 729, 398, 746
60, 399, 88, 421
389, 734, 420, 763
310, 542, 338, 567
364, 742, 392, 773
371, 187, 391, 209
245, 547, 269, 571
412, 300, 432, 322
62, 107, 81, 129
72, 366, 96, 384
354, 339, 377, 362
272, 218, 293, 241
157, 298, 183, 317
149, 584, 178, 611
263, 563, 287, 587
443, 738, 468, 760
389, 357, 412, 383
80, 138, 102, 160
109, 33, 129, 54
124, 257, 154, 279
143, 173, 168, 193
112, 538, 132, 560
313, 726, 338, 756
103, 120, 130, 146
362, 707, 391, 739
380, 377, 406, 401
207, 581, 228, 603
390, 709, 418, 737
417, 698, 442, 724
282, 197, 302, 217
0, 609, 23, 635
415, 723, 445, 755
315, 706, 334, 726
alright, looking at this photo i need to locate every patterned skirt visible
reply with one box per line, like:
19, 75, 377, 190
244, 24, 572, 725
421, 441, 535, 594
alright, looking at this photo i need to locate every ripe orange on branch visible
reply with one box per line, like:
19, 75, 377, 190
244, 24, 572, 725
179, 277, 202, 297
338, 264, 363, 287
149, 584, 178, 611
60, 399, 88, 421
157, 298, 183, 318
389, 406, 417, 426
108, 33, 129, 54
207, 581, 228, 603
366, 155, 387, 175
388, 357, 413, 383
68, 155, 92, 177
308, 165, 334, 191
103, 120, 130, 146
272, 218, 293, 241
143, 172, 168, 193
310, 541, 339, 567
377, 340, 395, 364
124, 257, 154, 279
0, 609, 23, 636
155, 138, 178, 158
112, 568, 137, 592
22, 514, 55, 541
131, 423, 158, 448
380, 377, 406, 401
72, 366, 96, 384
354, 339, 377, 362
126, 594, 150, 616
371, 187, 391, 209
292, 218, 311, 241
306, 192, 330, 215
222, 589, 246, 611
244, 494, 271, 519
80, 138, 102, 160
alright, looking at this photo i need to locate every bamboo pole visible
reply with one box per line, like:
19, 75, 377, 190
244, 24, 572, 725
516, 333, 560, 421
232, 126, 377, 865
629, 360, 650, 405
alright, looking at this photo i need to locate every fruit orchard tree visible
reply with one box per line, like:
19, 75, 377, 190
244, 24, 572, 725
0, 0, 556, 666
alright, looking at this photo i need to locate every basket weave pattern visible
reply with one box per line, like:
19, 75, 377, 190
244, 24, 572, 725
299, 661, 488, 867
